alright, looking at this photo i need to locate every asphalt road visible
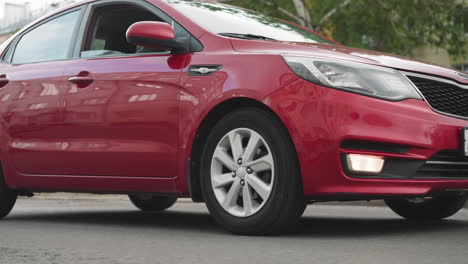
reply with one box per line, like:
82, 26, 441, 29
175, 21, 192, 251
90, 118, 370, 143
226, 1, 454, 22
1, 197, 468, 264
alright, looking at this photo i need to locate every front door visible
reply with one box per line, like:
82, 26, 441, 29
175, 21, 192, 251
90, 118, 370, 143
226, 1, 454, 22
57, 2, 187, 177
60, 55, 182, 177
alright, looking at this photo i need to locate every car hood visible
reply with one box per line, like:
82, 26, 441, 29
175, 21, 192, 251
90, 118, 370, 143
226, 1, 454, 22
231, 39, 468, 84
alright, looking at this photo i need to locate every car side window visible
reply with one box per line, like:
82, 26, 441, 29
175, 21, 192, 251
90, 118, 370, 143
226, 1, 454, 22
12, 11, 80, 64
81, 4, 171, 58
81, 3, 196, 58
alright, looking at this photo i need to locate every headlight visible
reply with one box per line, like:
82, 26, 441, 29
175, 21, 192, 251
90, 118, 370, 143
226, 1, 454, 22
283, 56, 422, 101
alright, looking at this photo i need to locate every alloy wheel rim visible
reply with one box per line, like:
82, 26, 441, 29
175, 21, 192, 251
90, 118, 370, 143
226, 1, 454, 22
210, 128, 275, 217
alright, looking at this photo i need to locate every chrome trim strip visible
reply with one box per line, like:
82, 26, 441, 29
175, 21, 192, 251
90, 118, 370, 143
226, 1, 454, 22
402, 71, 468, 121
457, 72, 468, 80
426, 161, 468, 165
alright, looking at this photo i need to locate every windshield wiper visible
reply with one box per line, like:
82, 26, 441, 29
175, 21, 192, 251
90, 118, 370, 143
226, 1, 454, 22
218, 33, 277, 41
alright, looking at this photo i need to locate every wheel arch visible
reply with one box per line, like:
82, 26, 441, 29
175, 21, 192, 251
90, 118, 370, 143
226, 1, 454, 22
188, 97, 301, 202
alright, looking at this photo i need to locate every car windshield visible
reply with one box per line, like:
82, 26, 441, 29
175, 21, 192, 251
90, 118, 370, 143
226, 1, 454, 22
167, 0, 335, 45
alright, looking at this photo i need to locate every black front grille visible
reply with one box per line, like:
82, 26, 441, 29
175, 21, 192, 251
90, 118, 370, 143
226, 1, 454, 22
408, 76, 468, 118
416, 150, 468, 178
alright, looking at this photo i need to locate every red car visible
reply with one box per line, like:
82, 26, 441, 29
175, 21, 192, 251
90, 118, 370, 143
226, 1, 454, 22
0, 0, 467, 235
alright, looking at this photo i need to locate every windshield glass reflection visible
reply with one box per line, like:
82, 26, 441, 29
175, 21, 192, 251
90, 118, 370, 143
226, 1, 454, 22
168, 0, 334, 45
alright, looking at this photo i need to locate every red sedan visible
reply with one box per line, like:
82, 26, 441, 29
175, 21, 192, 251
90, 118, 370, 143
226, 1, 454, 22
0, 0, 467, 235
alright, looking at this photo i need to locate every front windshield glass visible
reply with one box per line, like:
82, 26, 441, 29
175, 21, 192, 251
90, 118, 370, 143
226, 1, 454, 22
167, 0, 335, 45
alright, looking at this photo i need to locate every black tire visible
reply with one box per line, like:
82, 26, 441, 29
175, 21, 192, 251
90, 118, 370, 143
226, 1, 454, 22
385, 193, 468, 220
0, 172, 17, 219
128, 194, 178, 211
200, 108, 306, 235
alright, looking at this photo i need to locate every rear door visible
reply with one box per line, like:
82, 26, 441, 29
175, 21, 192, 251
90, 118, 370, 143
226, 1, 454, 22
0, 8, 85, 175
58, 1, 187, 177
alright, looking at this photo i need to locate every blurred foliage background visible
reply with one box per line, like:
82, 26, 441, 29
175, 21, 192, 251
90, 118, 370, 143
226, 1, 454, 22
0, 0, 466, 69
222, 0, 467, 69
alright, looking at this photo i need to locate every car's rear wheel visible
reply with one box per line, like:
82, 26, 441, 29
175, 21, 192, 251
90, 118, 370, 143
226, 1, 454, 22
128, 194, 177, 211
0, 172, 17, 219
385, 193, 468, 220
200, 108, 306, 235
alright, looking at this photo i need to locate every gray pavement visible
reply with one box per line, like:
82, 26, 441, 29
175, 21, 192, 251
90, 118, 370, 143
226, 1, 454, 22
0, 196, 467, 264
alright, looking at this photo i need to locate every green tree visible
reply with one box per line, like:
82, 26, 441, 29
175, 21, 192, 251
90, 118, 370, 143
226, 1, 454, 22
223, 0, 467, 60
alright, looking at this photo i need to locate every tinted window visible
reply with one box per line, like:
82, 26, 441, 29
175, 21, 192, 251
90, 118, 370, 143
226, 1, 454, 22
82, 4, 165, 58
12, 11, 80, 64
81, 4, 191, 58
167, 0, 334, 45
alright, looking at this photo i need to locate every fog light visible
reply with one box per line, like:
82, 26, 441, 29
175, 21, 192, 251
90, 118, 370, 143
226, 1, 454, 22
346, 154, 385, 174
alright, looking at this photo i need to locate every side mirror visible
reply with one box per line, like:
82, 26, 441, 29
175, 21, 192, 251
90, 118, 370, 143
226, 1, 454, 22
126, 21, 186, 52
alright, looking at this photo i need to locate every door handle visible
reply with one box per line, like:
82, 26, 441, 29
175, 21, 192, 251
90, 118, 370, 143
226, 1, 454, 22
0, 74, 9, 88
68, 71, 94, 88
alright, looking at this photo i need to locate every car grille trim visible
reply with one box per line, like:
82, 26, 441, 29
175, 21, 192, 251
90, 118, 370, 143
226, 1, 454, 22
425, 161, 468, 166
416, 150, 468, 178
404, 72, 468, 120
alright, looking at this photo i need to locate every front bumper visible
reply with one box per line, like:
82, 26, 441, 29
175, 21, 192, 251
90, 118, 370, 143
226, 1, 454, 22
264, 78, 468, 198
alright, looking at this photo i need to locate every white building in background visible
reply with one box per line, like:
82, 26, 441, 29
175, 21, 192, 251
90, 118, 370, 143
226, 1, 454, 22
0, 0, 32, 34
0, 0, 74, 35
1, 1, 31, 25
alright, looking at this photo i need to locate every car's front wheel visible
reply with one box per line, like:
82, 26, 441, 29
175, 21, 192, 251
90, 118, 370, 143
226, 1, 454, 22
200, 108, 306, 235
385, 193, 468, 220
128, 194, 177, 211
0, 173, 17, 219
